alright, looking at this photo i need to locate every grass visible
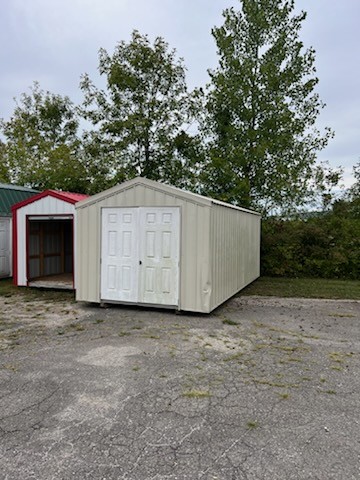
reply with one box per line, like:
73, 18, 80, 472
246, 420, 258, 429
0, 278, 75, 302
2, 363, 18, 372
241, 276, 360, 300
223, 352, 244, 362
69, 323, 85, 332
278, 392, 290, 400
182, 389, 211, 399
3, 276, 358, 304
118, 331, 130, 337
222, 318, 239, 326
330, 365, 343, 371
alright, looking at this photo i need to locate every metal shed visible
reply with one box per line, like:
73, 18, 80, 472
0, 183, 38, 278
12, 190, 88, 289
75, 177, 261, 313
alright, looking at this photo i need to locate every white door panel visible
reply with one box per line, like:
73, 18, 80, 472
101, 208, 139, 302
0, 218, 11, 278
139, 208, 179, 306
101, 207, 180, 306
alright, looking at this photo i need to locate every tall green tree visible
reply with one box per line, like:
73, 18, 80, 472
0, 82, 88, 192
0, 141, 10, 183
202, 0, 337, 214
350, 161, 360, 199
344, 160, 360, 218
80, 30, 202, 189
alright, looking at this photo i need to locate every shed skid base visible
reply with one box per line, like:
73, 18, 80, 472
100, 299, 179, 312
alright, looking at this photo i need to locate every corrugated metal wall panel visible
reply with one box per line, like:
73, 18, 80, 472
75, 208, 85, 298
75, 204, 100, 302
209, 205, 260, 311
29, 258, 40, 278
87, 204, 101, 301
43, 256, 61, 276
76, 184, 212, 312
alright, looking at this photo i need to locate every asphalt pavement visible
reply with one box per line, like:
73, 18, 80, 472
1, 295, 359, 479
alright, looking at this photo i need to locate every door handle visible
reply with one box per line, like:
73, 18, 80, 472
139, 260, 142, 265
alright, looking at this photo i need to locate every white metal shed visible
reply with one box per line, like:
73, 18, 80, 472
75, 177, 261, 313
0, 216, 11, 278
0, 183, 38, 278
12, 190, 88, 289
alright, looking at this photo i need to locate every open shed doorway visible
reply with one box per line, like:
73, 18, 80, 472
27, 216, 74, 289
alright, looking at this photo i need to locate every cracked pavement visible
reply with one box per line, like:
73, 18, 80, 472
0, 294, 360, 479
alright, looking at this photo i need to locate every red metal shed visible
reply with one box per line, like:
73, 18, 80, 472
12, 190, 88, 289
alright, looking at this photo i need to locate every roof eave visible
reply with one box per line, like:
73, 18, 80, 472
0, 183, 39, 193
11, 189, 80, 212
75, 177, 261, 216
75, 177, 212, 209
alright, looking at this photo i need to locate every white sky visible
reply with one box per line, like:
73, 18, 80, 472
1, 0, 359, 187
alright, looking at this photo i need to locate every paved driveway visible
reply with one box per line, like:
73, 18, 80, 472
0, 294, 359, 479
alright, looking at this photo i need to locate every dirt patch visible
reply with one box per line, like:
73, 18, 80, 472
78, 345, 142, 367
0, 294, 87, 349
188, 327, 252, 353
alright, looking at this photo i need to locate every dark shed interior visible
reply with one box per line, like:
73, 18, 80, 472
28, 219, 73, 280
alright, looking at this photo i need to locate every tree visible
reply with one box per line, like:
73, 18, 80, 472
0, 82, 88, 192
201, 0, 337, 214
0, 141, 10, 183
80, 30, 202, 189
350, 161, 360, 199
343, 160, 360, 218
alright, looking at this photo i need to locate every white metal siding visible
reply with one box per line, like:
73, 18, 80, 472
75, 202, 100, 301
0, 217, 11, 278
76, 184, 212, 312
209, 204, 260, 311
75, 178, 260, 313
16, 197, 76, 286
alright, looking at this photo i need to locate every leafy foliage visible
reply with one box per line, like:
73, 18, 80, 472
80, 30, 202, 189
262, 202, 360, 279
0, 141, 10, 183
201, 0, 337, 214
0, 83, 88, 192
350, 161, 360, 199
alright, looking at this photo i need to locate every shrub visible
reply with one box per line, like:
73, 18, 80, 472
261, 201, 360, 280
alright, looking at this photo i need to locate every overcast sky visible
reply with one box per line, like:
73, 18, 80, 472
1, 0, 359, 187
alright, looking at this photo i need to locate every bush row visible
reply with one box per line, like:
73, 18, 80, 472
261, 201, 360, 280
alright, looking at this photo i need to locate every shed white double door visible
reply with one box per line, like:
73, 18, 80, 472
101, 207, 180, 306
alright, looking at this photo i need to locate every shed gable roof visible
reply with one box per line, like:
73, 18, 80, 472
11, 189, 89, 213
0, 184, 39, 216
75, 177, 260, 215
